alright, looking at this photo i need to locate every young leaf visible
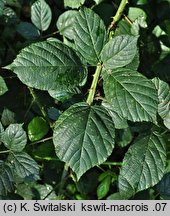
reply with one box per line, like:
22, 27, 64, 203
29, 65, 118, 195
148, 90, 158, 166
103, 68, 158, 122
28, 116, 49, 142
7, 152, 40, 181
53, 102, 115, 180
73, 7, 107, 65
64, 0, 85, 9
57, 10, 78, 40
1, 124, 27, 152
97, 175, 111, 199
101, 35, 138, 70
31, 0, 52, 31
0, 161, 14, 195
5, 41, 87, 91
0, 76, 8, 96
119, 131, 166, 199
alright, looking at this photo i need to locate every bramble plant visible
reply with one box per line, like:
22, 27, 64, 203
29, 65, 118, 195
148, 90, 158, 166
0, 0, 170, 200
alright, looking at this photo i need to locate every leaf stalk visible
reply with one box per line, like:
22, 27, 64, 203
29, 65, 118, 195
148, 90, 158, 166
86, 64, 102, 105
108, 0, 128, 31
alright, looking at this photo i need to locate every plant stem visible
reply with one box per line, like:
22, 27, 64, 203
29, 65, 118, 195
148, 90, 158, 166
58, 164, 69, 194
86, 64, 102, 105
30, 136, 53, 145
0, 150, 10, 154
28, 87, 47, 120
108, 0, 128, 31
102, 162, 122, 166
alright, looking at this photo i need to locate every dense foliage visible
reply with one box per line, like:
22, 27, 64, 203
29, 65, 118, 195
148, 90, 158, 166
0, 0, 170, 200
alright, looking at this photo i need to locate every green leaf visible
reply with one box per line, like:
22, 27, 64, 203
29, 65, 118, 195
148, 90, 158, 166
0, 0, 5, 16
1, 108, 15, 126
1, 124, 27, 152
28, 116, 49, 142
152, 77, 170, 119
5, 40, 87, 91
73, 7, 107, 65
117, 127, 133, 148
97, 176, 111, 199
34, 184, 57, 200
0, 122, 4, 145
5, 0, 21, 8
48, 87, 81, 102
125, 51, 140, 70
57, 10, 78, 40
0, 161, 14, 195
107, 192, 124, 200
31, 0, 52, 31
152, 78, 170, 129
48, 107, 60, 121
64, 0, 85, 9
0, 76, 8, 96
7, 152, 39, 181
128, 7, 147, 21
53, 102, 115, 180
94, 0, 104, 4
101, 35, 138, 69
163, 112, 170, 130
102, 101, 128, 129
119, 131, 166, 199
157, 172, 170, 197
115, 20, 131, 36
103, 68, 158, 122
131, 16, 147, 36
17, 22, 40, 40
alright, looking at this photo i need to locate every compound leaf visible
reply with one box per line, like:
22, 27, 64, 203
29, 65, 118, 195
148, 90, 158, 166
74, 7, 107, 65
101, 35, 138, 69
1, 124, 27, 152
0, 161, 14, 195
53, 102, 115, 180
5, 41, 87, 91
103, 68, 158, 122
0, 76, 8, 96
31, 0, 52, 31
7, 152, 40, 181
119, 131, 166, 199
